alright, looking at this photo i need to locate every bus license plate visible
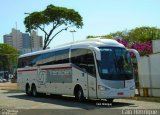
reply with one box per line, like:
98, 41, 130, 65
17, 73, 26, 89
117, 92, 124, 95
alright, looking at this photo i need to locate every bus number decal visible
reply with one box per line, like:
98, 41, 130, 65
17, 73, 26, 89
38, 71, 46, 86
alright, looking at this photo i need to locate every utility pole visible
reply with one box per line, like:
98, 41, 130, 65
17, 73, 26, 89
70, 30, 76, 42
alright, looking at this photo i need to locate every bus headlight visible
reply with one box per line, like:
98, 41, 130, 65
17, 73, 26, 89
130, 86, 135, 90
98, 85, 110, 91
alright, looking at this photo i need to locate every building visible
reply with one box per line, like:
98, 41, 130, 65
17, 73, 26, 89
3, 35, 13, 46
3, 28, 43, 54
22, 33, 30, 49
31, 31, 43, 49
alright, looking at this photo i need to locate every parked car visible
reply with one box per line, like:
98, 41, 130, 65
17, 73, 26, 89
0, 71, 9, 81
0, 79, 3, 82
0, 78, 7, 82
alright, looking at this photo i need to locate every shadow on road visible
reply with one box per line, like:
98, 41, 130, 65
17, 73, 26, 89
6, 91, 135, 110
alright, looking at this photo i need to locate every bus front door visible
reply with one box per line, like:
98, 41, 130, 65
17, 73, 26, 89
87, 74, 97, 98
86, 50, 97, 98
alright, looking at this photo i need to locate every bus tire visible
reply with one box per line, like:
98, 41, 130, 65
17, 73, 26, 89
75, 87, 84, 102
25, 84, 31, 96
31, 84, 38, 97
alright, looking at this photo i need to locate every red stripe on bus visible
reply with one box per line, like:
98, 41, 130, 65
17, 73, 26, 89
17, 69, 37, 72
64, 76, 72, 78
41, 66, 72, 70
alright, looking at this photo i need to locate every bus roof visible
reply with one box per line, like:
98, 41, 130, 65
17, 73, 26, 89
19, 38, 125, 58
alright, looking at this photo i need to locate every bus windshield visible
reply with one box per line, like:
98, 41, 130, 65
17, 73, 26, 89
99, 47, 133, 80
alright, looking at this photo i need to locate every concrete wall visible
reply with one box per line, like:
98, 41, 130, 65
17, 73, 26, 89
138, 53, 160, 97
152, 39, 160, 53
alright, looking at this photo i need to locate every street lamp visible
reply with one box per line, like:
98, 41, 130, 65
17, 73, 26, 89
70, 30, 76, 42
24, 12, 32, 52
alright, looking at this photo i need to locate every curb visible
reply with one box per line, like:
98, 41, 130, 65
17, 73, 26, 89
128, 96, 160, 102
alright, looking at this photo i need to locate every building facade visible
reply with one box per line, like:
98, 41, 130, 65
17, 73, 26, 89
3, 35, 13, 46
3, 28, 43, 54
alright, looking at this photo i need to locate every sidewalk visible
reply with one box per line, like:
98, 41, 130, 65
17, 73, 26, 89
0, 82, 17, 90
128, 96, 160, 102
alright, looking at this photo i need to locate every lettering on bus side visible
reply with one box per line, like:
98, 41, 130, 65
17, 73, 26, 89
41, 68, 72, 83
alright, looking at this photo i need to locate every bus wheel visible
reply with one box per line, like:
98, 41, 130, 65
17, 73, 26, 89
25, 84, 30, 96
75, 87, 84, 102
107, 98, 114, 103
31, 85, 37, 97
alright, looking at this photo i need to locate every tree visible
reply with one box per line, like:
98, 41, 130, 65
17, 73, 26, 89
87, 26, 160, 43
87, 31, 126, 39
126, 26, 160, 43
0, 44, 19, 72
116, 39, 152, 56
24, 4, 83, 50
86, 26, 160, 56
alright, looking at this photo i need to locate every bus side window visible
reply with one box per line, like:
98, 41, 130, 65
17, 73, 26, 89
18, 57, 28, 68
71, 48, 87, 70
54, 49, 69, 64
71, 48, 96, 77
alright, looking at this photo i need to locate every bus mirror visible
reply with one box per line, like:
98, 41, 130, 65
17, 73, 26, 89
127, 49, 140, 62
96, 51, 101, 61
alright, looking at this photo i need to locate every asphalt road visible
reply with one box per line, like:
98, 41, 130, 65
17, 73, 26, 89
0, 89, 160, 115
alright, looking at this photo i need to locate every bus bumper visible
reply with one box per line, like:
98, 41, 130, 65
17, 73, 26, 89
97, 89, 135, 99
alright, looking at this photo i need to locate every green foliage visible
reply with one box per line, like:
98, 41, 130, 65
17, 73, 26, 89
87, 31, 125, 39
107, 31, 125, 39
126, 27, 160, 43
87, 34, 113, 39
87, 26, 160, 43
87, 35, 101, 39
0, 44, 19, 71
24, 4, 83, 50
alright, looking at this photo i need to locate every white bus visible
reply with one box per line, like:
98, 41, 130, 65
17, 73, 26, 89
17, 39, 140, 102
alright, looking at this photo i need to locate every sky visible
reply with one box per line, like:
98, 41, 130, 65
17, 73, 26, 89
1, 0, 160, 48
